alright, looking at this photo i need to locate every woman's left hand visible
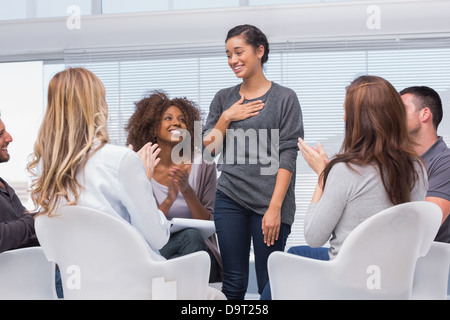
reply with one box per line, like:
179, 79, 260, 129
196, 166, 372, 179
262, 206, 281, 247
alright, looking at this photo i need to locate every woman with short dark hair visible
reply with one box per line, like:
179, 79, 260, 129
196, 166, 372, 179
203, 24, 304, 299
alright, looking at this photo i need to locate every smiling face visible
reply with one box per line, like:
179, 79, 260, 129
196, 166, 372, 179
226, 35, 264, 79
157, 105, 187, 144
0, 119, 13, 163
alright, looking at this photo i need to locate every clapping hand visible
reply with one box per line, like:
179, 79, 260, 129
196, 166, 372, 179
168, 164, 190, 194
129, 142, 161, 181
298, 138, 329, 175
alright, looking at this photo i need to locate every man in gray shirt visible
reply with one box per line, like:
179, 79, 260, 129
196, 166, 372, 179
401, 86, 450, 243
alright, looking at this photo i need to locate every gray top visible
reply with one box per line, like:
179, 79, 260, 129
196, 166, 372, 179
203, 82, 304, 226
304, 161, 428, 259
422, 136, 450, 243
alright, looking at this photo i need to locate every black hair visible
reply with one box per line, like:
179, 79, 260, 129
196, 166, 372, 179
400, 86, 443, 130
225, 24, 269, 66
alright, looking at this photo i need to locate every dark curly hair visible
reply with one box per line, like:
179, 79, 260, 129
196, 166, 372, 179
125, 90, 202, 153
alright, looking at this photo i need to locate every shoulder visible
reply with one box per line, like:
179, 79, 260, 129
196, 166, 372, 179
328, 162, 378, 181
271, 82, 297, 95
325, 162, 355, 187
426, 139, 450, 174
270, 82, 300, 109
96, 143, 133, 158
328, 162, 355, 174
207, 86, 239, 115
436, 143, 450, 163
207, 86, 240, 119
91, 143, 140, 168
424, 137, 450, 164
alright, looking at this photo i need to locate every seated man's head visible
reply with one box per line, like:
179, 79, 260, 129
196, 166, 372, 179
0, 115, 13, 163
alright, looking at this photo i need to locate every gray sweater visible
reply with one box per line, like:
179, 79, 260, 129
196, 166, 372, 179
203, 82, 304, 226
305, 161, 428, 259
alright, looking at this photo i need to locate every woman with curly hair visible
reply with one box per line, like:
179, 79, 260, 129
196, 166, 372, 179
126, 91, 222, 283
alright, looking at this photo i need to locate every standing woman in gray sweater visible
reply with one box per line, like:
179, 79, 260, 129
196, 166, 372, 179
203, 24, 303, 299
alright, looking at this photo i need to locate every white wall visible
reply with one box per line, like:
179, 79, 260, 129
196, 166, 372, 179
0, 61, 43, 207
0, 0, 449, 62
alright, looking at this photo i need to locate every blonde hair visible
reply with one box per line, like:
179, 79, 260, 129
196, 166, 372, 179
27, 67, 109, 215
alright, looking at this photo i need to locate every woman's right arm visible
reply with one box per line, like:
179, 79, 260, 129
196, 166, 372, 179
203, 95, 264, 155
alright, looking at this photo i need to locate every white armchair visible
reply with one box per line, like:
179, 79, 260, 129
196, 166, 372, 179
0, 246, 56, 299
412, 241, 450, 300
35, 205, 210, 300
268, 201, 442, 300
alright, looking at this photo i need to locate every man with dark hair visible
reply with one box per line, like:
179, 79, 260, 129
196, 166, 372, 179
401, 86, 450, 243
0, 113, 39, 253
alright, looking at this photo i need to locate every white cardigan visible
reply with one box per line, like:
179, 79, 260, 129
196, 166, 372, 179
54, 143, 171, 260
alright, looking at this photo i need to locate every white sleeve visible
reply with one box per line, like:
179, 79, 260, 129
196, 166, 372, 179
118, 150, 171, 251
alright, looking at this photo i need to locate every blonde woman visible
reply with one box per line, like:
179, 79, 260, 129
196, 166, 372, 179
27, 67, 170, 260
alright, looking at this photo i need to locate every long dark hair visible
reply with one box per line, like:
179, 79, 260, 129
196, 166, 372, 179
322, 75, 424, 205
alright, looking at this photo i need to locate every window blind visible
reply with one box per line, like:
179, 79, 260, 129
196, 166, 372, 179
65, 36, 450, 249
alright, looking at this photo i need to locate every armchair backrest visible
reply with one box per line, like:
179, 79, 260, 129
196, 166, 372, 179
330, 201, 442, 299
412, 241, 450, 299
268, 201, 442, 299
0, 246, 55, 299
35, 205, 209, 299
